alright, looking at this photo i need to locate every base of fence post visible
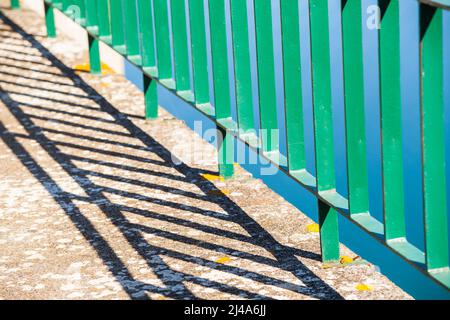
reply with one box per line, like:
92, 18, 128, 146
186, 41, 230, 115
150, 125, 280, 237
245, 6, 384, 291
88, 34, 101, 75
44, 2, 56, 38
217, 127, 234, 179
318, 200, 340, 262
144, 75, 158, 119
11, 0, 19, 9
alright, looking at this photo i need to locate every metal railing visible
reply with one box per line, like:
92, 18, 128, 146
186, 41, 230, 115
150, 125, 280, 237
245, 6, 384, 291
6, 0, 450, 295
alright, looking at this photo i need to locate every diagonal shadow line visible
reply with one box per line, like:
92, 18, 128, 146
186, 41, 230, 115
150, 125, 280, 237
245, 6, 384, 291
129, 221, 321, 293
23, 113, 135, 138
0, 13, 344, 300
67, 154, 196, 183
0, 52, 258, 300
12, 131, 161, 167
0, 68, 87, 88
0, 121, 152, 300
0, 78, 95, 100
17, 103, 118, 125
123, 234, 325, 297
42, 128, 151, 152
0, 44, 44, 57
83, 169, 218, 201
99, 185, 231, 220
53, 140, 169, 166
0, 52, 52, 66
1, 124, 271, 301
0, 89, 199, 300
0, 60, 69, 78
3, 89, 104, 111
0, 39, 34, 50
116, 205, 321, 262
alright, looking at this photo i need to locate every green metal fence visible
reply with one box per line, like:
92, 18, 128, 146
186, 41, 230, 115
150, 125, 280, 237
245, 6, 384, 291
6, 0, 450, 294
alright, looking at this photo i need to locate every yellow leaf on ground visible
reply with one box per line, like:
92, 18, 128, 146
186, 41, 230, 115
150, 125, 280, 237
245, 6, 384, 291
215, 256, 232, 264
356, 283, 373, 291
340, 256, 354, 264
73, 63, 115, 75
201, 173, 225, 182
306, 223, 320, 233
73, 63, 90, 73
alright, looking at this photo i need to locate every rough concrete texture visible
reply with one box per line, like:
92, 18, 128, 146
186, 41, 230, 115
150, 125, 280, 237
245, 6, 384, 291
0, 5, 411, 300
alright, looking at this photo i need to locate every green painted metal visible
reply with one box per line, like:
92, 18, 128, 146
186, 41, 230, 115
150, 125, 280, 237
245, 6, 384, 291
109, 0, 126, 54
137, 0, 157, 75
86, 0, 98, 34
230, 0, 255, 135
188, 0, 210, 107
144, 75, 158, 120
11, 0, 19, 9
208, 0, 234, 178
69, 0, 86, 24
25, 0, 450, 292
153, 0, 172, 81
88, 34, 102, 75
253, 0, 279, 154
97, 0, 111, 41
218, 127, 234, 179
123, 0, 141, 62
280, 0, 305, 174
44, 2, 57, 38
379, 0, 406, 241
309, 0, 340, 262
171, 0, 191, 93
420, 5, 449, 273
208, 0, 232, 122
341, 0, 370, 215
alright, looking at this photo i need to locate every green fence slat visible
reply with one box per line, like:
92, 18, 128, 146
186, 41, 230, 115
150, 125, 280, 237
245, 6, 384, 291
171, 0, 191, 93
208, 0, 234, 178
208, 0, 232, 121
123, 0, 141, 62
86, 0, 98, 33
45, 1, 57, 38
230, 0, 255, 135
254, 0, 279, 153
341, 0, 370, 215
280, 0, 305, 173
154, 0, 173, 81
97, 0, 111, 41
309, 0, 336, 192
138, 0, 157, 74
379, 0, 406, 240
309, 0, 340, 262
218, 127, 234, 179
110, 0, 126, 54
420, 5, 449, 271
144, 75, 158, 119
170, 0, 191, 96
11, 0, 19, 9
88, 34, 102, 74
188, 0, 210, 106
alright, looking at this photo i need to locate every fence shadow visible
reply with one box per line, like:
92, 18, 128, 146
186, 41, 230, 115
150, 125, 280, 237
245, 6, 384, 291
0, 11, 343, 300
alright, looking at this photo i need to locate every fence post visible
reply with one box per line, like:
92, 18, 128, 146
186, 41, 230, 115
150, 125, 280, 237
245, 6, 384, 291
144, 75, 158, 120
309, 0, 340, 262
88, 34, 102, 75
318, 201, 340, 262
218, 127, 234, 179
44, 1, 56, 38
209, 0, 234, 179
